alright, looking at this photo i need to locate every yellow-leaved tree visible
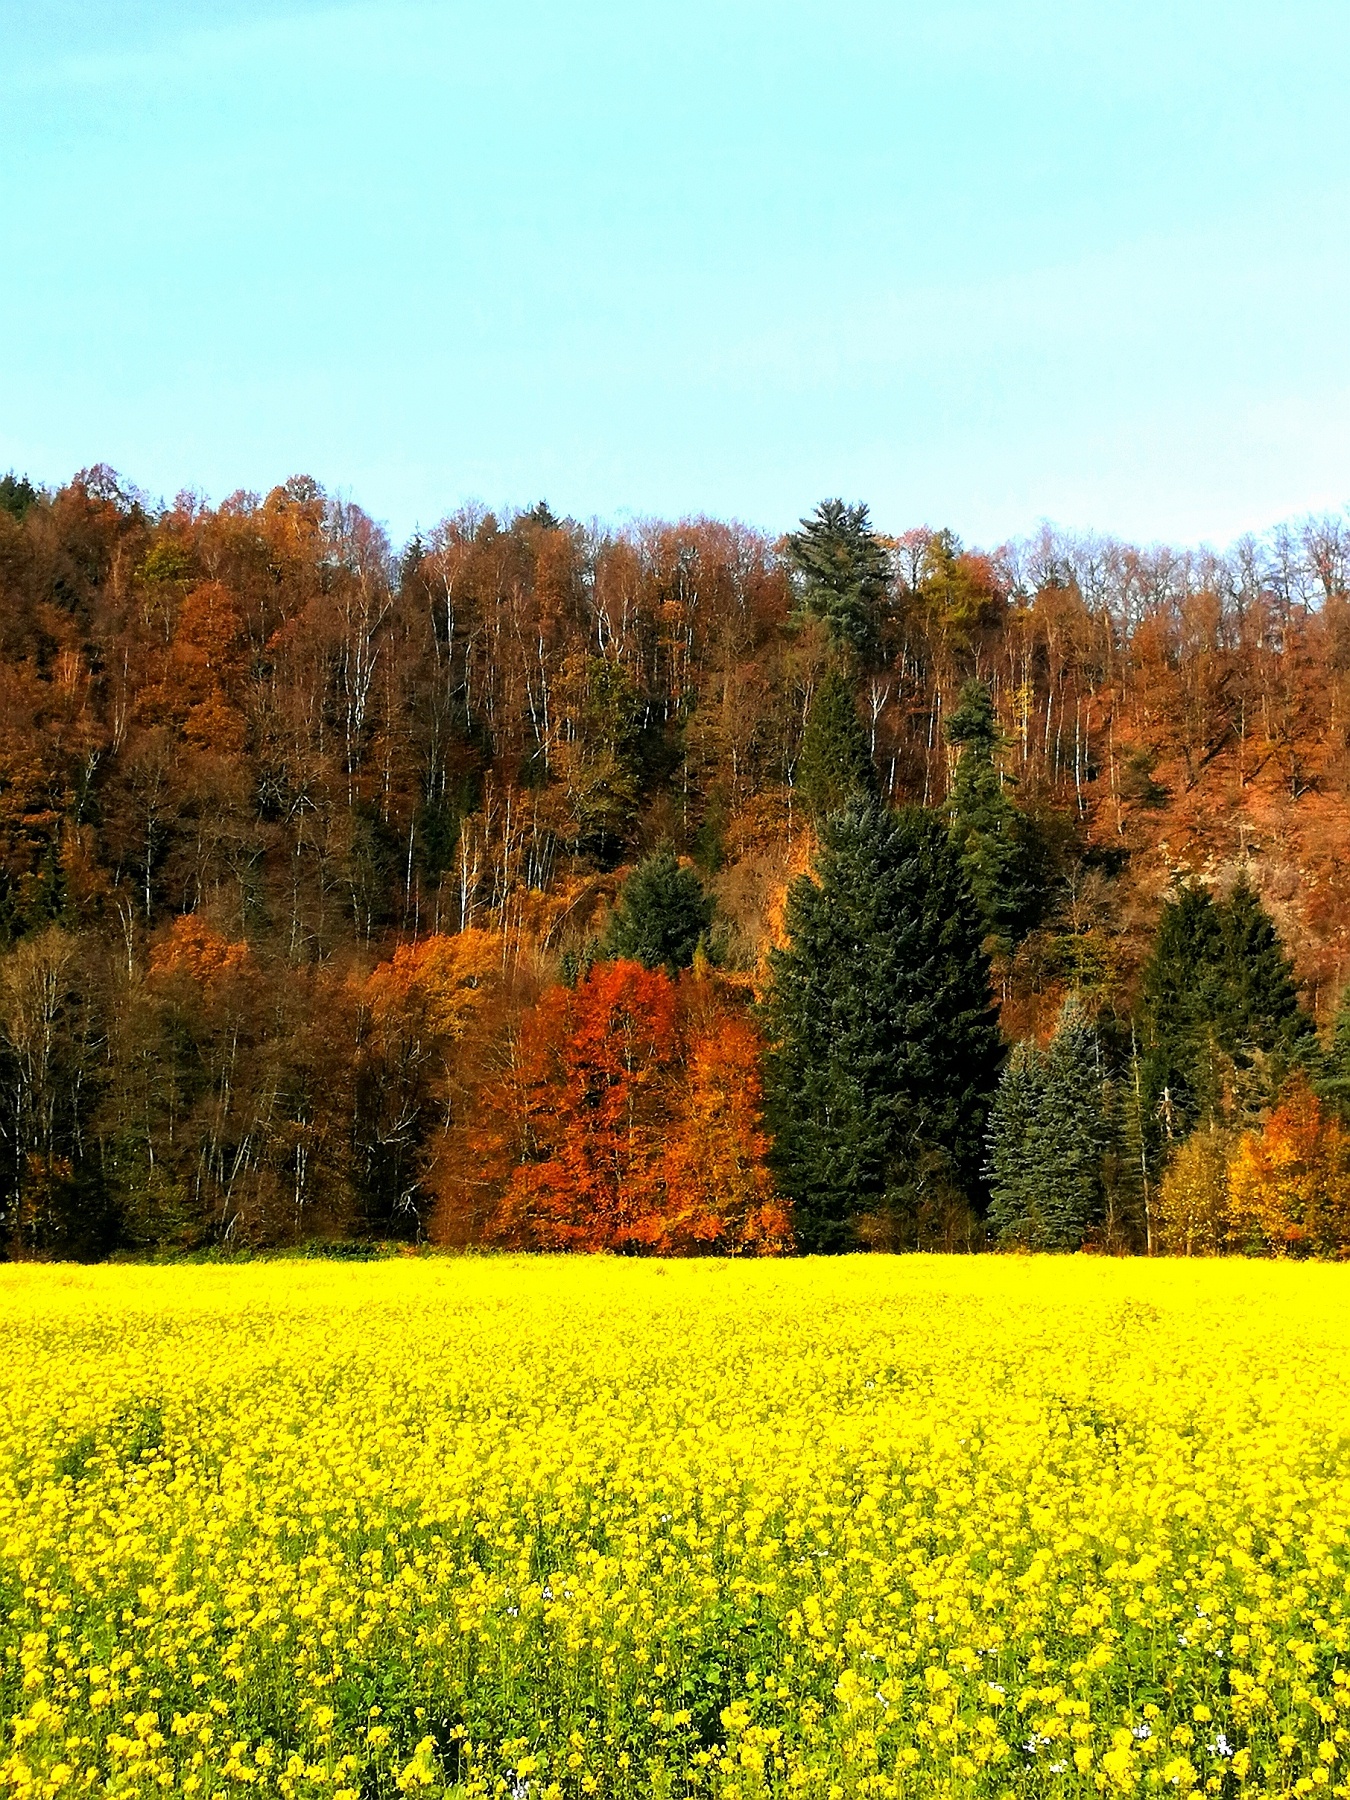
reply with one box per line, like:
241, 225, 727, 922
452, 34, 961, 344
1155, 1128, 1237, 1255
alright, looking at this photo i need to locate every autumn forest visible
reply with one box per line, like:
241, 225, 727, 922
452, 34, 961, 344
4, 466, 1350, 1260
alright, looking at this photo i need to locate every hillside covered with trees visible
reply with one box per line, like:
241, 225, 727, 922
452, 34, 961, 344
3, 466, 1350, 1257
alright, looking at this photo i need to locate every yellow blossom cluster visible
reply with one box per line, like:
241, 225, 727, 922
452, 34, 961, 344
0, 1256, 1348, 1799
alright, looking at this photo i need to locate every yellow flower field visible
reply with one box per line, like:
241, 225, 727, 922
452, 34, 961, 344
0, 1257, 1348, 1800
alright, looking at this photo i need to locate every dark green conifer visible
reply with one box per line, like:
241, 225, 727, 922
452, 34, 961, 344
986, 999, 1109, 1249
601, 846, 713, 974
1140, 876, 1313, 1139
785, 499, 892, 661
984, 1039, 1047, 1245
0, 473, 37, 521
945, 679, 1041, 949
1138, 883, 1228, 1137
1318, 984, 1350, 1120
797, 665, 878, 820
1035, 998, 1110, 1248
762, 805, 1003, 1251
1217, 875, 1314, 1073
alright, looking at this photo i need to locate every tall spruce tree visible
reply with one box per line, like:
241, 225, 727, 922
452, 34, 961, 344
1036, 998, 1110, 1247
786, 499, 892, 661
1139, 883, 1229, 1137
602, 846, 713, 974
945, 679, 1041, 949
985, 999, 1109, 1249
797, 664, 878, 820
1140, 875, 1313, 1140
762, 805, 1003, 1251
984, 1039, 1047, 1244
1217, 875, 1314, 1074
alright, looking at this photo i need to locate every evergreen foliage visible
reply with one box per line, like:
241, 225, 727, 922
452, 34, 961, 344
602, 846, 714, 974
1036, 999, 1110, 1247
945, 679, 1042, 949
1315, 984, 1350, 1120
0, 473, 37, 521
1139, 883, 1227, 1136
1140, 877, 1313, 1140
984, 1040, 1046, 1244
1217, 875, 1314, 1071
797, 665, 878, 819
763, 805, 1003, 1251
985, 998, 1109, 1249
785, 499, 891, 661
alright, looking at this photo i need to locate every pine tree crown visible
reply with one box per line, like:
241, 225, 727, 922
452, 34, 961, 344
602, 845, 714, 975
785, 499, 892, 660
1140, 873, 1313, 1141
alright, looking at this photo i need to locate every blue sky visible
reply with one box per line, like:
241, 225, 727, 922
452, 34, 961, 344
2, 0, 1348, 549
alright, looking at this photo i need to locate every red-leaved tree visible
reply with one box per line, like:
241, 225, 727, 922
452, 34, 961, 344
489, 961, 680, 1250
478, 962, 786, 1253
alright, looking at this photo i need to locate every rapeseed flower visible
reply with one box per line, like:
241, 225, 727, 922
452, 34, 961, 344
0, 1257, 1346, 1797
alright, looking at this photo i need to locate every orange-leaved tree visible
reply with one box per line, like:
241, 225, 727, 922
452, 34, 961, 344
658, 1015, 791, 1253
1227, 1074, 1350, 1256
353, 928, 502, 1236
132, 912, 262, 1245
480, 961, 786, 1253
489, 960, 681, 1250
360, 928, 500, 1045
147, 912, 251, 987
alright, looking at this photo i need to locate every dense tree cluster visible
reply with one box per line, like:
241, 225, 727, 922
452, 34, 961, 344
2, 468, 1350, 1255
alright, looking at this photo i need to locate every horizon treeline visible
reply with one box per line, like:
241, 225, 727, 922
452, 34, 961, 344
3, 465, 1350, 1258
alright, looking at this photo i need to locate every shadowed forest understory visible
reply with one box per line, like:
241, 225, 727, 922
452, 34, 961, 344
4, 467, 1350, 1257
